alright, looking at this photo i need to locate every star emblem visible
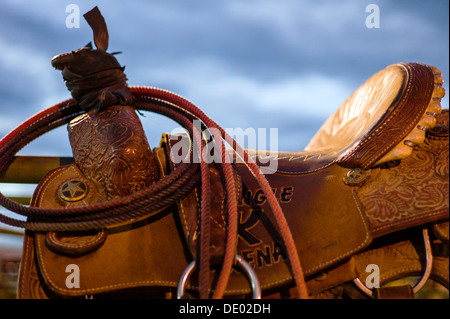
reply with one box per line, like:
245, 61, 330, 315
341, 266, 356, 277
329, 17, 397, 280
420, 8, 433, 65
59, 180, 88, 202
348, 170, 363, 180
343, 168, 369, 186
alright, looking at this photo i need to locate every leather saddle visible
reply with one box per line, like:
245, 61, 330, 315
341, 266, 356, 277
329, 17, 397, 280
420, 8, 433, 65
16, 60, 449, 298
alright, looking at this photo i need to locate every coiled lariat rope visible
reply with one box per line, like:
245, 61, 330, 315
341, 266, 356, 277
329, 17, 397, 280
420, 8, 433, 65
0, 5, 308, 300
0, 87, 308, 299
0, 98, 200, 230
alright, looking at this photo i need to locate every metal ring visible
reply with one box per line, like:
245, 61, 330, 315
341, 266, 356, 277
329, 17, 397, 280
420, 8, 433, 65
177, 254, 261, 299
412, 229, 433, 293
236, 254, 261, 299
353, 228, 433, 298
403, 140, 417, 148
426, 111, 437, 117
417, 125, 427, 131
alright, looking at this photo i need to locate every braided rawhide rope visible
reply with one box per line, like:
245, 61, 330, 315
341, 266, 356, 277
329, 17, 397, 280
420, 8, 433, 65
0, 7, 308, 299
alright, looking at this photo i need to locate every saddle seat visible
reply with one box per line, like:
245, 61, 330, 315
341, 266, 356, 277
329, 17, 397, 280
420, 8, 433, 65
16, 62, 448, 298
241, 63, 445, 174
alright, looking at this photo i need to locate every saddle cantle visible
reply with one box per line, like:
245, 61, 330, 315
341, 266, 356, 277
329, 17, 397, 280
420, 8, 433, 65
244, 62, 443, 174
15, 60, 448, 298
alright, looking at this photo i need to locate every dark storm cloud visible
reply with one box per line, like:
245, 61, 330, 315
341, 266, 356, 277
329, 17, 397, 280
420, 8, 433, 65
0, 0, 448, 154
113, 0, 448, 83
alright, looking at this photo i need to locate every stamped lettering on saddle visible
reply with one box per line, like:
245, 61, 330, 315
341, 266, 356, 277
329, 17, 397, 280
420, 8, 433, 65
0, 7, 448, 299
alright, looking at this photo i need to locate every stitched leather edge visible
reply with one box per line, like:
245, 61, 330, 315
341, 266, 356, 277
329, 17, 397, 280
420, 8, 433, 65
338, 63, 435, 168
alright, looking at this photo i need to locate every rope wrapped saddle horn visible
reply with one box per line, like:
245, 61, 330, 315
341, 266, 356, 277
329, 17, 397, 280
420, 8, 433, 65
0, 7, 308, 299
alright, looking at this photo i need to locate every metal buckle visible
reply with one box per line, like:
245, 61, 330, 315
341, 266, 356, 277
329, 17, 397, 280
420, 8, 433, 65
177, 254, 261, 299
353, 228, 433, 297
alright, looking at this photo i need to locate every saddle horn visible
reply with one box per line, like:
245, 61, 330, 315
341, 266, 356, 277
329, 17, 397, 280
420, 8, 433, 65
50, 6, 134, 112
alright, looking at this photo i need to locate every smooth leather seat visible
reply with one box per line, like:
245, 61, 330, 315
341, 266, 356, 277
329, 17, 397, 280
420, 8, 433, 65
243, 63, 444, 174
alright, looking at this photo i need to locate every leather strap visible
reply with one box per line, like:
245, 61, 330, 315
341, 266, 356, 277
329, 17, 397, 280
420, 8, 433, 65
373, 285, 414, 299
83, 6, 109, 51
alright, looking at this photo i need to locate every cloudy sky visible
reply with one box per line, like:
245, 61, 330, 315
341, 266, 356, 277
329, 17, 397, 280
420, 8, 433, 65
0, 0, 448, 153
0, 1, 449, 232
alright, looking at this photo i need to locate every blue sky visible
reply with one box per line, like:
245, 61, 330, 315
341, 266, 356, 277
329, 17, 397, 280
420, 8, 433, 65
0, 1, 449, 232
0, 1, 448, 153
